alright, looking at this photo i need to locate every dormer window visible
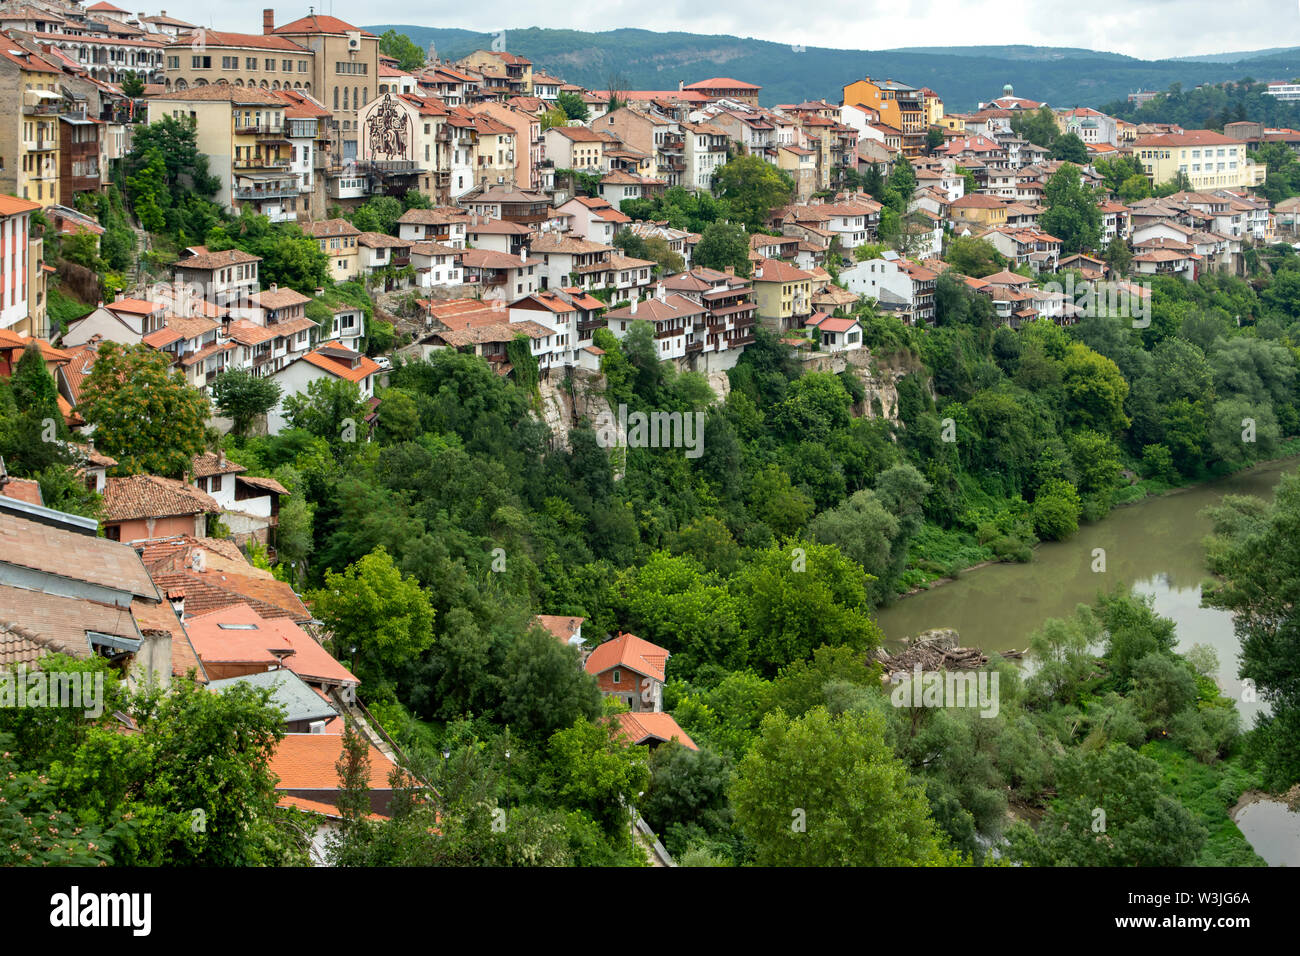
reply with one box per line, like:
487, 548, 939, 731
612, 669, 621, 684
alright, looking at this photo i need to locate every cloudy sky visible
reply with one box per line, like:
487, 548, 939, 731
158, 0, 1300, 61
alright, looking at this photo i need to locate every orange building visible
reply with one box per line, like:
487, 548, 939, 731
842, 76, 926, 156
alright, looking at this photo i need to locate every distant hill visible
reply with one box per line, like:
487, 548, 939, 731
368, 26, 1300, 111
1170, 47, 1300, 63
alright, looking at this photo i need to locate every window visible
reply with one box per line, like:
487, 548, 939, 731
264, 58, 275, 71
612, 669, 621, 684
167, 55, 179, 69
222, 56, 237, 70
246, 57, 257, 70
192, 55, 211, 69
282, 59, 293, 72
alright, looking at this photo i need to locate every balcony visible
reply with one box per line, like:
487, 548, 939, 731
234, 184, 299, 201
235, 122, 285, 136
234, 156, 291, 170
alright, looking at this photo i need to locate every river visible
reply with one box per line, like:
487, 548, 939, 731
874, 457, 1299, 720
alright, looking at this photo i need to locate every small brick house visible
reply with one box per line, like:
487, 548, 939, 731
584, 632, 670, 714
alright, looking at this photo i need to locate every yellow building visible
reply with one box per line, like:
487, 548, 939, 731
921, 87, 944, 127
949, 193, 1008, 227
752, 258, 813, 332
940, 114, 966, 134
2, 47, 64, 207
842, 76, 926, 156
1132, 130, 1265, 191
147, 86, 291, 217
307, 219, 362, 282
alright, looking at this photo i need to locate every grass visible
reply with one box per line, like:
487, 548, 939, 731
900, 523, 993, 590
46, 284, 92, 338
1140, 740, 1266, 867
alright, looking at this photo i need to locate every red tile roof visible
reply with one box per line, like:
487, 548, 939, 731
273, 15, 375, 37
185, 603, 357, 686
103, 475, 219, 522
585, 632, 670, 683
614, 711, 698, 750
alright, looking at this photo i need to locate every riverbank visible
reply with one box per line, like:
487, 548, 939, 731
893, 442, 1300, 601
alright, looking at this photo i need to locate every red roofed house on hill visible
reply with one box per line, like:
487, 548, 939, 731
614, 711, 698, 751
584, 632, 670, 713
681, 77, 761, 107
267, 343, 381, 435
102, 474, 220, 543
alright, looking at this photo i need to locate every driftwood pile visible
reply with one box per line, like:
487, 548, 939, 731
875, 628, 1025, 676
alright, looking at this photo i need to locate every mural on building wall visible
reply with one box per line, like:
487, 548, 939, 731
366, 93, 410, 160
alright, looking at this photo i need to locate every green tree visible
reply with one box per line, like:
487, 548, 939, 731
378, 30, 426, 71
557, 90, 590, 121
309, 546, 436, 690
731, 707, 953, 866
1203, 472, 1300, 787
1062, 342, 1130, 434
1041, 163, 1102, 254
1050, 132, 1089, 164
943, 235, 1005, 277
712, 155, 794, 231
1008, 745, 1205, 866
211, 369, 282, 437
120, 70, 145, 98
499, 625, 602, 739
730, 542, 883, 675
283, 376, 366, 448
543, 717, 649, 835
78, 342, 209, 476
1032, 477, 1082, 540
693, 220, 752, 276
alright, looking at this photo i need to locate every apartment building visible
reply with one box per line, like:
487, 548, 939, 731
147, 86, 298, 219
161, 29, 312, 95
267, 11, 380, 162
1, 44, 63, 207
1131, 130, 1266, 191
0, 195, 40, 334
842, 76, 926, 156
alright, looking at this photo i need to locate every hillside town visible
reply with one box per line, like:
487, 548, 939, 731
2, 1, 1299, 873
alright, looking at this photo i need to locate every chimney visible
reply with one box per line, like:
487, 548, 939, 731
263, 8, 274, 35
167, 587, 185, 618
630, 295, 638, 315
519, 245, 527, 262
656, 282, 665, 302
724, 265, 735, 276
269, 282, 277, 293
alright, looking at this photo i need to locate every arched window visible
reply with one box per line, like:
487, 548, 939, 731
234, 78, 243, 87
195, 78, 208, 87
259, 79, 268, 89
352, 86, 358, 111
343, 87, 349, 111
175, 78, 187, 90
334, 86, 339, 110
272, 80, 280, 90
303, 82, 310, 93
362, 87, 368, 105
